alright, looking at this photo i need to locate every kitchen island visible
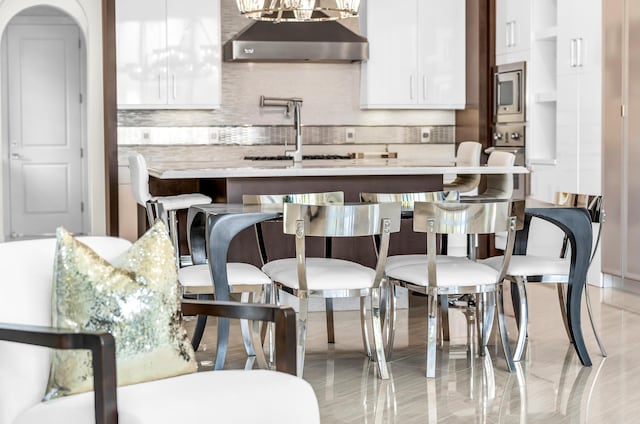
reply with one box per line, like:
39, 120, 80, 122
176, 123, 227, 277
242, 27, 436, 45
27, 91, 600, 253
142, 158, 528, 267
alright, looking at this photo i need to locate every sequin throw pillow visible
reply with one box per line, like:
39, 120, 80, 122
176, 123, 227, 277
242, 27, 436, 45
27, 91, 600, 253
44, 221, 197, 400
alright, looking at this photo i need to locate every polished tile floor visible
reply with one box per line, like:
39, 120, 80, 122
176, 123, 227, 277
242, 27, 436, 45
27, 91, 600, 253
187, 284, 640, 423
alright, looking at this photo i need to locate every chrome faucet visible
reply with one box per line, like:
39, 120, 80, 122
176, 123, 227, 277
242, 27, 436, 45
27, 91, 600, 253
260, 95, 303, 162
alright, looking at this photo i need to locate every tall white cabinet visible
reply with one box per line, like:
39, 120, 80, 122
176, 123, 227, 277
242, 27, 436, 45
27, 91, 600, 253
116, 0, 221, 109
496, 0, 601, 200
360, 0, 465, 109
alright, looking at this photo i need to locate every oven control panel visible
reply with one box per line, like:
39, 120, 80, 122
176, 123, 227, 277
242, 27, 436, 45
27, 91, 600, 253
492, 123, 525, 147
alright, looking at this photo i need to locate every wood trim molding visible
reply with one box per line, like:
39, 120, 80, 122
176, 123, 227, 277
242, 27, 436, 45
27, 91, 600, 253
102, 0, 118, 236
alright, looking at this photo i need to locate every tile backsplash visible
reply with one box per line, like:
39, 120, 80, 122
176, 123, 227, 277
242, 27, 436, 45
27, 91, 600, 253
117, 125, 455, 146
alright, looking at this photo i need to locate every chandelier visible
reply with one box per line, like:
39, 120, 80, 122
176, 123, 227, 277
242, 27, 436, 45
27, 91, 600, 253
235, 0, 361, 22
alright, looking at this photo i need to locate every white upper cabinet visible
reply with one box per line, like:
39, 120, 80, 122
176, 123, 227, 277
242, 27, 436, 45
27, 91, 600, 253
360, 0, 465, 109
116, 0, 221, 109
495, 0, 531, 58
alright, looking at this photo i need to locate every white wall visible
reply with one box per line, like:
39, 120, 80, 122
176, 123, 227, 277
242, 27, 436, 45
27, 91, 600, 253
0, 0, 106, 238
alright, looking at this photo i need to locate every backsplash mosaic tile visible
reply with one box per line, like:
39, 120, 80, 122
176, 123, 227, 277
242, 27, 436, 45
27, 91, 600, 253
117, 125, 455, 146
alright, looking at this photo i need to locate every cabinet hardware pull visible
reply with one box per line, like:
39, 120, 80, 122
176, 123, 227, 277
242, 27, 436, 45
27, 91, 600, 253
576, 38, 583, 67
410, 75, 415, 100
172, 74, 177, 99
509, 21, 516, 47
158, 74, 162, 99
422, 75, 427, 100
570, 39, 576, 67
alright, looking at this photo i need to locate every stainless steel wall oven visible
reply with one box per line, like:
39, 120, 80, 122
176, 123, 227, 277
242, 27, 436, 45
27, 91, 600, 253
492, 61, 528, 199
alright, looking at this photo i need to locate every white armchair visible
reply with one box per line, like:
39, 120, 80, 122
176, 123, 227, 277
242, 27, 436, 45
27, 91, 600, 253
0, 237, 319, 424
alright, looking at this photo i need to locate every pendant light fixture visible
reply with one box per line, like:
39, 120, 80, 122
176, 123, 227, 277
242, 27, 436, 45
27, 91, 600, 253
235, 0, 361, 22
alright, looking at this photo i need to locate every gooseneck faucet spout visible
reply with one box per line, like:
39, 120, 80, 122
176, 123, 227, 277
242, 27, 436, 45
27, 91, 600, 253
260, 95, 303, 162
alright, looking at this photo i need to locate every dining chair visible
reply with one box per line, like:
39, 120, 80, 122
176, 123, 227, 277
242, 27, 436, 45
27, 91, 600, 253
443, 141, 482, 193
128, 152, 211, 266
384, 200, 517, 377
481, 192, 607, 360
243, 191, 344, 344
261, 202, 402, 379
359, 190, 461, 350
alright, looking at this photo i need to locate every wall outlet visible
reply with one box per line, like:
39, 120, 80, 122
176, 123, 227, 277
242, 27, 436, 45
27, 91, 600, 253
209, 128, 220, 143
420, 127, 432, 142
142, 130, 150, 141
345, 128, 356, 142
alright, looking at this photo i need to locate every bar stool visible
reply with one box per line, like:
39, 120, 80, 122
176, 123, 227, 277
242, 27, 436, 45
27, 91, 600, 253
443, 141, 482, 194
128, 152, 211, 266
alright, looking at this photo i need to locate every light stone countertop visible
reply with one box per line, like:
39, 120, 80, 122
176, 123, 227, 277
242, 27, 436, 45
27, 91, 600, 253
147, 158, 529, 179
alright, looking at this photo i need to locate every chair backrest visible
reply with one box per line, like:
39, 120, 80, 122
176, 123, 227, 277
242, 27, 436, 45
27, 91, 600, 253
482, 151, 516, 199
554, 192, 603, 224
283, 203, 401, 238
0, 236, 132, 424
128, 153, 152, 206
413, 200, 516, 287
456, 141, 482, 166
554, 192, 604, 264
413, 200, 514, 235
243, 191, 344, 206
360, 191, 459, 209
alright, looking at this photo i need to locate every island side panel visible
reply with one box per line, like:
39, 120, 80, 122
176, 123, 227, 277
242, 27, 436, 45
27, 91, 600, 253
225, 175, 443, 267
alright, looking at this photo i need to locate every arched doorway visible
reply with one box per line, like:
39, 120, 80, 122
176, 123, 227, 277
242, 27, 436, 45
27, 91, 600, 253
2, 5, 87, 238
0, 0, 110, 240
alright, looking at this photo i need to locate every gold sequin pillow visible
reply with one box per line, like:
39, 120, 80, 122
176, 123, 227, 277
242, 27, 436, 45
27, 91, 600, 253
44, 221, 197, 400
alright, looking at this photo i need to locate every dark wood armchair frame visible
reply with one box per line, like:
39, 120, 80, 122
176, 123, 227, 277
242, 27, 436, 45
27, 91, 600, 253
0, 299, 297, 424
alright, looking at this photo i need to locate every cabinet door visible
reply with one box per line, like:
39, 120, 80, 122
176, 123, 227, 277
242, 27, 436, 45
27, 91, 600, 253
116, 0, 168, 107
417, 0, 465, 109
360, 0, 419, 108
166, 0, 221, 108
558, 0, 600, 75
496, 0, 531, 56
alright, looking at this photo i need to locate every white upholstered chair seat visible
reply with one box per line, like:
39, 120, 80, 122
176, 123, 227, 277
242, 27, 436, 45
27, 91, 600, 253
178, 263, 272, 294
385, 254, 468, 271
151, 193, 211, 211
386, 260, 500, 288
13, 370, 319, 424
263, 258, 376, 291
481, 255, 569, 278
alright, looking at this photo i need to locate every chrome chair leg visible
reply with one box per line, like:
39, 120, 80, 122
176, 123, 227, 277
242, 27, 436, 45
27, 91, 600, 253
513, 280, 528, 362
326, 299, 336, 344
426, 292, 439, 378
483, 292, 496, 347
370, 288, 390, 379
384, 283, 397, 360
496, 284, 516, 372
439, 295, 450, 342
168, 210, 180, 268
360, 296, 373, 358
476, 293, 485, 355
297, 294, 309, 378
584, 284, 608, 357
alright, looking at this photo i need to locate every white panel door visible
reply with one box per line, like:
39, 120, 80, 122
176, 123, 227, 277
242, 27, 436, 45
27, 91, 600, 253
7, 24, 84, 237
166, 0, 220, 107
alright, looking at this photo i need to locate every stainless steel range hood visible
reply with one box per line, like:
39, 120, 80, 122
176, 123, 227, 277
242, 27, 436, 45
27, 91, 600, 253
223, 20, 369, 63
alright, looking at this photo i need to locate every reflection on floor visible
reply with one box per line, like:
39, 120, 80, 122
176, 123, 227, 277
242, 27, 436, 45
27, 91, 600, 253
184, 284, 640, 423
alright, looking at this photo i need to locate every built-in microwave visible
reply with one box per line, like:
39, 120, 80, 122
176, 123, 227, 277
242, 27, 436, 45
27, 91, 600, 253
494, 61, 526, 123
